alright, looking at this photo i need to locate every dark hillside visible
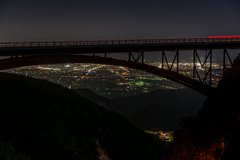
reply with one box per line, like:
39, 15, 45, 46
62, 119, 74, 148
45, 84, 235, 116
170, 57, 240, 160
114, 89, 206, 130
0, 73, 166, 160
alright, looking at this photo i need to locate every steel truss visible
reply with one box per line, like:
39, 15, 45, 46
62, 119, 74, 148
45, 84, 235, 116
161, 50, 179, 73
193, 49, 212, 86
223, 49, 234, 73
128, 51, 144, 64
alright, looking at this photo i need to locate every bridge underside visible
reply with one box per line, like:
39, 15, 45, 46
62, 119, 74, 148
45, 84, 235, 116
0, 55, 214, 96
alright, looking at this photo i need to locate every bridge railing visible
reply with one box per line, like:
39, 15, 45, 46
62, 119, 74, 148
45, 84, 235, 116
0, 38, 240, 48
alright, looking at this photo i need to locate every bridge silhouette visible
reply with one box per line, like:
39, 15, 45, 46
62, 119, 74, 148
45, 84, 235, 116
0, 38, 240, 96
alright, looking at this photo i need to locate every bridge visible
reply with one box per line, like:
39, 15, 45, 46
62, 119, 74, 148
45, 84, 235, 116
0, 37, 240, 96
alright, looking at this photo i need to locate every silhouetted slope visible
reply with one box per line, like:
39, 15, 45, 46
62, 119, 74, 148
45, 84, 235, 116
114, 89, 206, 130
0, 73, 166, 160
130, 103, 198, 130
170, 57, 240, 160
74, 88, 121, 112
197, 59, 240, 160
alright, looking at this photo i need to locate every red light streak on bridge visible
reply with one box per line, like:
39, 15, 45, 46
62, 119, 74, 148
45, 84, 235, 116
208, 35, 240, 39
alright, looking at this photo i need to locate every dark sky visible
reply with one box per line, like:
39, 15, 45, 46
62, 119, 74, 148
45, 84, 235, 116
0, 0, 240, 41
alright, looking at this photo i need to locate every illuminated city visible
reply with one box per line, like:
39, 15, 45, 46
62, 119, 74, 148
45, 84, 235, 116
4, 60, 223, 98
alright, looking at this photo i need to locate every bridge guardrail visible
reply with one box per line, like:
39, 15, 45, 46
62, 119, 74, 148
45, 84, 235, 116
0, 38, 240, 48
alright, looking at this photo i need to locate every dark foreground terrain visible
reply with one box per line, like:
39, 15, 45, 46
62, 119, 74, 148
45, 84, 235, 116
114, 89, 206, 130
170, 58, 240, 160
75, 88, 206, 131
0, 73, 167, 160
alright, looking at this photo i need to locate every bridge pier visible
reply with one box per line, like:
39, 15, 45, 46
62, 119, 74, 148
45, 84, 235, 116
223, 49, 233, 73
161, 50, 179, 73
193, 49, 213, 86
128, 51, 144, 64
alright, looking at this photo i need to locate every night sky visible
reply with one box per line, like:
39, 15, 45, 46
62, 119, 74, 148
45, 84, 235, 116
0, 0, 240, 41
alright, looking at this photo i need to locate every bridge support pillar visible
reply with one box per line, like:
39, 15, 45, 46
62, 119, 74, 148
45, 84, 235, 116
128, 51, 144, 64
223, 49, 233, 73
161, 50, 179, 73
193, 49, 213, 86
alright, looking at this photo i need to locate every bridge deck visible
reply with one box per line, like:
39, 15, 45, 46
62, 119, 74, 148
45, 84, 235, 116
0, 38, 240, 56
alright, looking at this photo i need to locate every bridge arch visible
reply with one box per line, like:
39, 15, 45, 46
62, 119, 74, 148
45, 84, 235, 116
0, 55, 214, 96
